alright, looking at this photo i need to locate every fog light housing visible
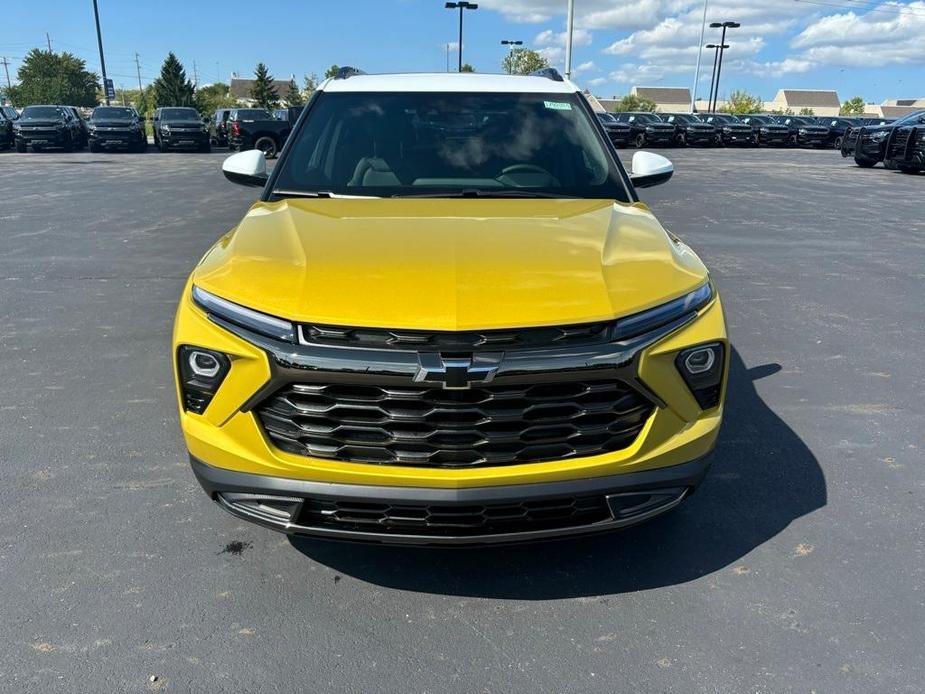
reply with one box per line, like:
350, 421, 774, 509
676, 342, 725, 410
178, 345, 230, 414
218, 493, 303, 524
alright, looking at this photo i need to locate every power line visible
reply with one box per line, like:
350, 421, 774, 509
793, 0, 925, 17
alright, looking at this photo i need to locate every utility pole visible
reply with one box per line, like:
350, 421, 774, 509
445, 44, 450, 72
193, 60, 199, 87
690, 0, 708, 112
1, 57, 11, 92
134, 52, 143, 93
564, 0, 575, 79
91, 0, 110, 105
46, 33, 52, 51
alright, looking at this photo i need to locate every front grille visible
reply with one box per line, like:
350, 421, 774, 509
257, 379, 653, 468
299, 495, 611, 536
299, 321, 612, 351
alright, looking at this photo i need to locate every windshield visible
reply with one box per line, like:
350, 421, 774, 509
665, 114, 693, 124
21, 106, 67, 120
896, 110, 925, 126
706, 114, 740, 124
92, 107, 136, 120
744, 115, 773, 124
597, 112, 617, 123
272, 91, 630, 201
161, 108, 199, 121
625, 113, 660, 123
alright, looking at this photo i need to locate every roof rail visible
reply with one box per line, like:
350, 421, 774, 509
529, 67, 564, 82
333, 66, 366, 80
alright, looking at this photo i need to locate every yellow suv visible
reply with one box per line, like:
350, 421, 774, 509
173, 68, 727, 545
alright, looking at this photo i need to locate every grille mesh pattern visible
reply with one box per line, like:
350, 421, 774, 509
300, 496, 611, 536
257, 380, 653, 468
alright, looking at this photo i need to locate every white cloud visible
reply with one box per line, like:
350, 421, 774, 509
534, 28, 593, 48
572, 61, 598, 76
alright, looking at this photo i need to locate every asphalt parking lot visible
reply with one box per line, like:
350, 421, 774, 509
1, 146, 923, 693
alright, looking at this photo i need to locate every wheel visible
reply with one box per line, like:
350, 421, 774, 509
253, 135, 277, 159
634, 133, 646, 149
159, 140, 169, 153
15, 139, 26, 153
89, 141, 101, 153
897, 164, 920, 174
834, 136, 843, 150
199, 142, 212, 153
854, 156, 877, 168
676, 133, 687, 147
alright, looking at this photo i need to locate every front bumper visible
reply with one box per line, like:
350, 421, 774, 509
721, 131, 754, 145
174, 281, 727, 543
192, 453, 710, 545
16, 130, 69, 146
89, 130, 145, 148
160, 131, 209, 149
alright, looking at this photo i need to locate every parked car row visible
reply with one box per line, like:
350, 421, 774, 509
5, 103, 305, 157
595, 110, 898, 150
841, 110, 925, 174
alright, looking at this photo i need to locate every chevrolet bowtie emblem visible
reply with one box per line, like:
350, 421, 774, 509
414, 353, 502, 390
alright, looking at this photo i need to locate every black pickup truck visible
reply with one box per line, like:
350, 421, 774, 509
227, 107, 292, 158
88, 106, 147, 152
13, 104, 84, 152
611, 112, 676, 148
660, 113, 717, 146
153, 107, 211, 153
595, 112, 632, 147
884, 113, 925, 173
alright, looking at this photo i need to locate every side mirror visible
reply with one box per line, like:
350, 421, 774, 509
222, 150, 268, 187
630, 151, 673, 189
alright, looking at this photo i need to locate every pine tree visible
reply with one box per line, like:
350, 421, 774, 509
250, 63, 279, 110
152, 53, 195, 107
284, 80, 303, 107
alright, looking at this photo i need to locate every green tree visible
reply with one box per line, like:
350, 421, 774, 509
720, 89, 763, 114
153, 53, 195, 107
841, 96, 865, 116
250, 63, 279, 110
284, 80, 303, 106
610, 94, 657, 113
460, 63, 475, 73
195, 82, 235, 115
501, 48, 548, 75
303, 73, 318, 100
799, 107, 815, 116
324, 65, 340, 80
7, 49, 98, 107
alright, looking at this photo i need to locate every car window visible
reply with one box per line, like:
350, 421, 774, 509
273, 91, 631, 201
233, 109, 272, 120
92, 107, 136, 120
21, 106, 67, 119
160, 108, 199, 120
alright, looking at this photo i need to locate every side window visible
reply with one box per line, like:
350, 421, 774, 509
628, 116, 636, 123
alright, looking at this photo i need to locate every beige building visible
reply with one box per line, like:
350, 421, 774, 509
229, 76, 299, 107
865, 98, 925, 119
596, 86, 693, 113
766, 89, 841, 116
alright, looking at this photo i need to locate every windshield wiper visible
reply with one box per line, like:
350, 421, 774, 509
391, 189, 569, 199
271, 190, 379, 199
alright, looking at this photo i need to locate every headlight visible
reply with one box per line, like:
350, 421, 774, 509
161, 125, 170, 132
612, 281, 714, 341
798, 128, 809, 135
870, 130, 888, 141
760, 127, 769, 133
192, 285, 295, 342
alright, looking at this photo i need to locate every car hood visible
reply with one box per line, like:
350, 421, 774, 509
163, 120, 203, 127
192, 198, 708, 331
18, 119, 64, 127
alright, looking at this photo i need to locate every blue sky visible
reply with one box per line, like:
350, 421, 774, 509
1, 0, 923, 103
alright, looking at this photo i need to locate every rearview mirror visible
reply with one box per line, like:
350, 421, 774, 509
222, 150, 268, 187
630, 152, 673, 188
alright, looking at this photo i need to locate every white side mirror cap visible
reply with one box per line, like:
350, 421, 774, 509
222, 149, 268, 187
630, 151, 674, 188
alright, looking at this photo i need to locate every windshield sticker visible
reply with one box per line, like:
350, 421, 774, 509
544, 101, 572, 111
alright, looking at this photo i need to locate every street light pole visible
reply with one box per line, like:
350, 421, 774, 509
565, 0, 575, 79
710, 21, 740, 112
92, 0, 110, 105
690, 0, 709, 112
706, 43, 727, 112
501, 40, 523, 74
445, 2, 478, 72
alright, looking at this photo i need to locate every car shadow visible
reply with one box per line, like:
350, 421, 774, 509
289, 347, 826, 598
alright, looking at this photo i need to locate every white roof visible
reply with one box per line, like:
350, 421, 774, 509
320, 72, 579, 94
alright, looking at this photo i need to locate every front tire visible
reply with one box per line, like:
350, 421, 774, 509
89, 141, 101, 153
854, 156, 878, 168
253, 135, 277, 159
834, 136, 843, 150
15, 140, 26, 153
634, 133, 646, 149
